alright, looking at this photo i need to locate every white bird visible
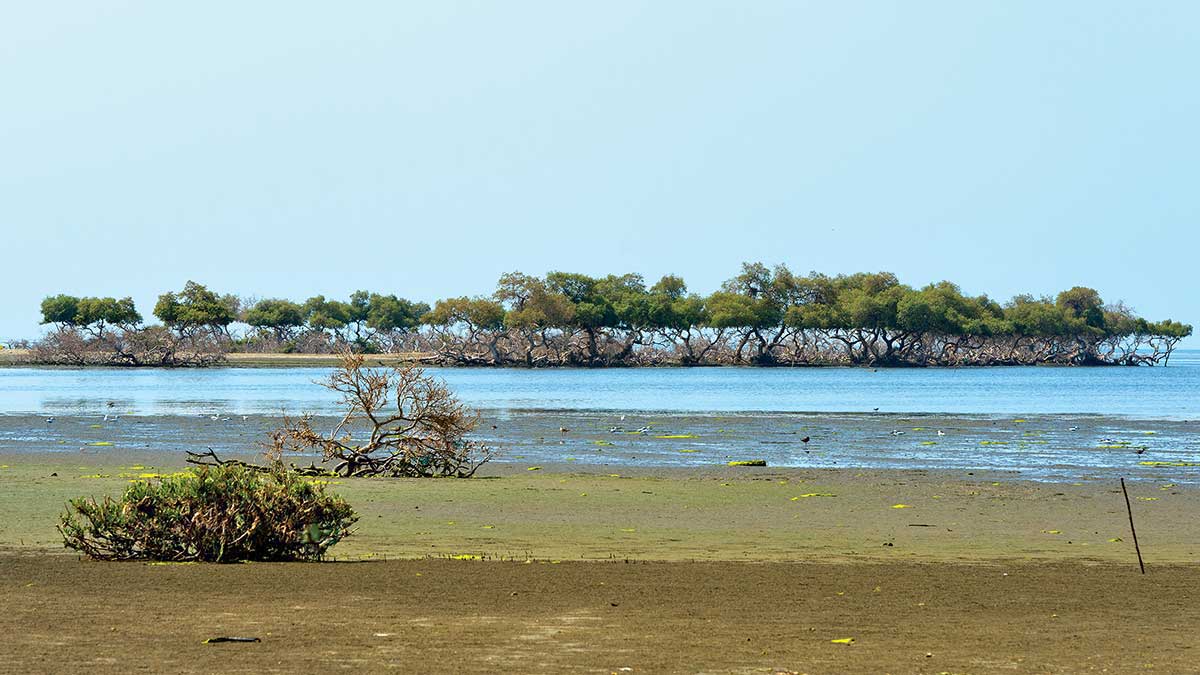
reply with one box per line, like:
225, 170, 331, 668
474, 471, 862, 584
609, 426, 622, 433
45, 416, 54, 424
210, 415, 220, 421
890, 430, 905, 436
636, 426, 650, 434
1068, 426, 1079, 432
241, 415, 249, 422
620, 415, 626, 421
937, 430, 946, 437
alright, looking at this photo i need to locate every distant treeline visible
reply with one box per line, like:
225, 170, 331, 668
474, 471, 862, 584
33, 264, 1191, 367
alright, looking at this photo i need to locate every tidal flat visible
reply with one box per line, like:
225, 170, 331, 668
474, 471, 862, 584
4, 412, 1198, 673
2, 410, 1196, 482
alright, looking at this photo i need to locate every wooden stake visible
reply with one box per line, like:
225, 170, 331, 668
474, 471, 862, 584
1120, 477, 1146, 574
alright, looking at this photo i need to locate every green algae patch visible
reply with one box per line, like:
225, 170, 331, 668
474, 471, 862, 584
728, 460, 766, 467
1138, 461, 1199, 467
656, 434, 698, 439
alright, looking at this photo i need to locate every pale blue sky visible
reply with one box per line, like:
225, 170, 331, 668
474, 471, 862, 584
2, 2, 1197, 341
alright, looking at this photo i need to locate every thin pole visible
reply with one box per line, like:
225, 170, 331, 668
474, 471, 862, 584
1120, 477, 1146, 575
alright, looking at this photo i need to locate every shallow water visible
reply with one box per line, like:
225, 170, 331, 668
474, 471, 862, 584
2, 349, 1200, 418
2, 411, 1196, 483
2, 352, 1198, 481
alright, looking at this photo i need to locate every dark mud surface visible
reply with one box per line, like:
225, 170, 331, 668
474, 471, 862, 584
3, 555, 1197, 674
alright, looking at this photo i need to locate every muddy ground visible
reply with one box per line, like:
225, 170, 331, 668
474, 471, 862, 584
4, 453, 1199, 673
3, 555, 1196, 674
4, 456, 1198, 563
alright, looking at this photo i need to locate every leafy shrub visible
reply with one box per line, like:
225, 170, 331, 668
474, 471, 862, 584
59, 464, 357, 562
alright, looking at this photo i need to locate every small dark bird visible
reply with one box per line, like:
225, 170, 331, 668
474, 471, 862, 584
801, 436, 810, 444
873, 407, 880, 412
1135, 447, 1147, 455
491, 425, 497, 429
559, 427, 569, 433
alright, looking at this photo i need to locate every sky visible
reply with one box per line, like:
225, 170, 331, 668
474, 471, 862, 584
2, 2, 1197, 342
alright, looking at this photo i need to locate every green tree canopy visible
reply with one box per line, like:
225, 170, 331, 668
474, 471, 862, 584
244, 299, 306, 334
41, 295, 141, 328
155, 281, 236, 330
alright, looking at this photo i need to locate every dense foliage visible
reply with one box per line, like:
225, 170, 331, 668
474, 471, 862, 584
36, 282, 233, 366
35, 265, 1191, 366
59, 464, 357, 562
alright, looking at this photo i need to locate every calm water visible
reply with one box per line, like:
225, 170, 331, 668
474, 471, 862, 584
2, 350, 1199, 418
2, 354, 1198, 480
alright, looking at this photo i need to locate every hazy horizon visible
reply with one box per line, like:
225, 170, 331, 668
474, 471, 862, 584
3, 2, 1197, 342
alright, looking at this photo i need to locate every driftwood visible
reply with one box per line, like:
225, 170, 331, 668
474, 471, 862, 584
185, 448, 336, 477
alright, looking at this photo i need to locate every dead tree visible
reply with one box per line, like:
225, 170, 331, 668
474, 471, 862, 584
264, 351, 492, 477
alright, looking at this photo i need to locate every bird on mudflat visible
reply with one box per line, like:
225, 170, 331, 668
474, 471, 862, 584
937, 430, 946, 437
800, 436, 810, 444
890, 430, 905, 436
45, 416, 54, 424
559, 426, 569, 433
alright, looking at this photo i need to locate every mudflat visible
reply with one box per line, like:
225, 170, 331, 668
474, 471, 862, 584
3, 555, 1196, 674
3, 453, 1196, 563
3, 453, 1198, 673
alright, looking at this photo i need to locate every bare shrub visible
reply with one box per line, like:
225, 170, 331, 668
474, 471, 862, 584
266, 352, 493, 477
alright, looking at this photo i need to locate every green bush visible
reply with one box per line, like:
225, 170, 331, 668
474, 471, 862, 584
59, 464, 357, 562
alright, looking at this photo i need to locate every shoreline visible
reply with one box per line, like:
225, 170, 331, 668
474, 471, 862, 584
3, 348, 1187, 369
